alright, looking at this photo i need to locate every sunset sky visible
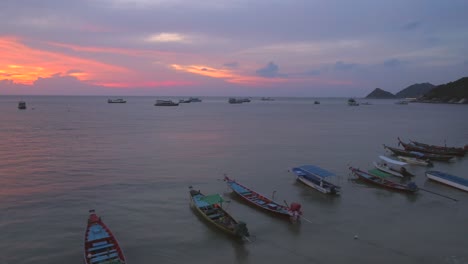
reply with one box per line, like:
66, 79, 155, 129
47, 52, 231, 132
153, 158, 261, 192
1, 0, 467, 96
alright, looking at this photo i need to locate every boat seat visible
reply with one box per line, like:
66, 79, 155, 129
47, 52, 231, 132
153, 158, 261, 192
90, 252, 119, 263
91, 249, 117, 258
208, 213, 222, 219
92, 241, 108, 247
88, 243, 114, 252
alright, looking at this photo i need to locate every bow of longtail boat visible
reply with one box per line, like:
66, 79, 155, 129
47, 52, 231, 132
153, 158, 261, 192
189, 187, 250, 240
224, 176, 302, 222
84, 210, 126, 264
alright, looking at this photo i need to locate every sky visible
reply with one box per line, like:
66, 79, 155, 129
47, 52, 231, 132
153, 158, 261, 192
1, 0, 468, 97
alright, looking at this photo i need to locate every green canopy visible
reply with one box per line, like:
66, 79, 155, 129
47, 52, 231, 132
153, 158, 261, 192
368, 169, 392, 178
200, 194, 224, 205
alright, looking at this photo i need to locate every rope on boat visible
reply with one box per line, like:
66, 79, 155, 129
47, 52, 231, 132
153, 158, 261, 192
418, 188, 458, 202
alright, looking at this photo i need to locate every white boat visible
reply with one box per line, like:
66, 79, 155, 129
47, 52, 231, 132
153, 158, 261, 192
291, 165, 340, 195
373, 155, 414, 177
397, 156, 433, 167
107, 98, 127, 103
348, 98, 359, 106
426, 171, 468, 192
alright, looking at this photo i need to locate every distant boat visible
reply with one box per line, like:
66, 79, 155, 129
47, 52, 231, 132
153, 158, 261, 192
426, 171, 468, 192
410, 140, 467, 155
398, 137, 464, 157
224, 175, 302, 222
155, 100, 179, 106
228, 98, 244, 104
107, 98, 126, 103
260, 97, 275, 101
189, 97, 202, 102
189, 187, 250, 239
178, 99, 191, 103
397, 156, 433, 167
290, 165, 341, 195
383, 144, 454, 162
84, 210, 126, 264
361, 102, 372, 105
18, 101, 27, 110
349, 167, 418, 193
395, 100, 409, 105
348, 98, 359, 106
373, 155, 414, 177
314, 101, 320, 104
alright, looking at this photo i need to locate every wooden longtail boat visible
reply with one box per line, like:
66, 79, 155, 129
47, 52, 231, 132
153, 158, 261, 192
397, 156, 433, 167
291, 165, 341, 195
189, 187, 249, 240
350, 167, 418, 193
224, 176, 302, 222
426, 171, 468, 192
398, 138, 465, 157
383, 145, 454, 162
410, 140, 467, 156
373, 155, 415, 177
84, 210, 126, 264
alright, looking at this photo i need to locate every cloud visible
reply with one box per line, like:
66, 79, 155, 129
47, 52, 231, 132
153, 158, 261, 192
223, 62, 239, 68
146, 33, 187, 43
402, 21, 421, 31
383, 58, 406, 68
256, 62, 286, 78
303, 69, 321, 76
334, 61, 357, 71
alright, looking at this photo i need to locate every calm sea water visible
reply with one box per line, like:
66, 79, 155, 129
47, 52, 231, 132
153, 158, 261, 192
1, 96, 467, 264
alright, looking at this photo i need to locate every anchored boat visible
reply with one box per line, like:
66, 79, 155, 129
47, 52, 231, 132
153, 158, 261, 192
426, 171, 468, 192
398, 138, 464, 157
18, 101, 27, 110
107, 98, 126, 103
84, 210, 126, 264
189, 187, 249, 240
224, 175, 302, 222
397, 156, 433, 167
383, 145, 454, 162
410, 140, 467, 155
155, 100, 179, 106
373, 155, 414, 177
349, 167, 418, 193
291, 165, 341, 195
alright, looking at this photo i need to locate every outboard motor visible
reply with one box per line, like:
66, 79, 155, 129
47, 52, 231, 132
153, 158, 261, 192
234, 221, 249, 238
407, 182, 418, 192
289, 202, 303, 222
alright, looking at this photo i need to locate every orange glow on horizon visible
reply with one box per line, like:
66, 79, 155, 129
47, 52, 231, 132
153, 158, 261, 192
0, 37, 130, 85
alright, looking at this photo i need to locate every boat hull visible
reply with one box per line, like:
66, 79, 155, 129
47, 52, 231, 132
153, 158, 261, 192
224, 176, 300, 221
350, 167, 417, 193
426, 171, 468, 192
373, 162, 404, 177
84, 211, 126, 264
296, 176, 337, 194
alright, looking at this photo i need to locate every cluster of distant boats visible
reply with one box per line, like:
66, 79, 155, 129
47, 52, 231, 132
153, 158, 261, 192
347, 98, 409, 106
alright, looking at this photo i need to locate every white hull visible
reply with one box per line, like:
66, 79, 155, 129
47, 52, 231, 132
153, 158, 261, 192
426, 172, 468, 192
373, 162, 404, 177
296, 176, 329, 194
397, 156, 430, 166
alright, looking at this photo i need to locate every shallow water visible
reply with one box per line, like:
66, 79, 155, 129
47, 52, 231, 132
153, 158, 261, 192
1, 96, 467, 264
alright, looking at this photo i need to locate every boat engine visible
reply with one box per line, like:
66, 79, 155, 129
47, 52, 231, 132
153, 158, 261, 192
234, 221, 250, 238
289, 202, 303, 221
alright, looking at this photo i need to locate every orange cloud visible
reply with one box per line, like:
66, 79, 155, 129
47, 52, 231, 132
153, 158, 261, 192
0, 36, 130, 85
171, 64, 289, 86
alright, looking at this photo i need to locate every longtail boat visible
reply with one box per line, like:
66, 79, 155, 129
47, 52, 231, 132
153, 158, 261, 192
383, 145, 454, 162
373, 155, 415, 177
350, 167, 418, 193
189, 187, 249, 240
224, 176, 302, 222
398, 138, 465, 157
397, 156, 433, 167
84, 210, 126, 264
426, 171, 468, 192
368, 168, 393, 178
291, 165, 340, 194
411, 140, 467, 156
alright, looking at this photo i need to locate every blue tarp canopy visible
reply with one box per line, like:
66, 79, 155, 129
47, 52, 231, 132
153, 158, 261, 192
293, 165, 335, 178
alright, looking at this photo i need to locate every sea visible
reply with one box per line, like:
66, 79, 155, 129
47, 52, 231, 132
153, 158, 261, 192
0, 96, 467, 264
